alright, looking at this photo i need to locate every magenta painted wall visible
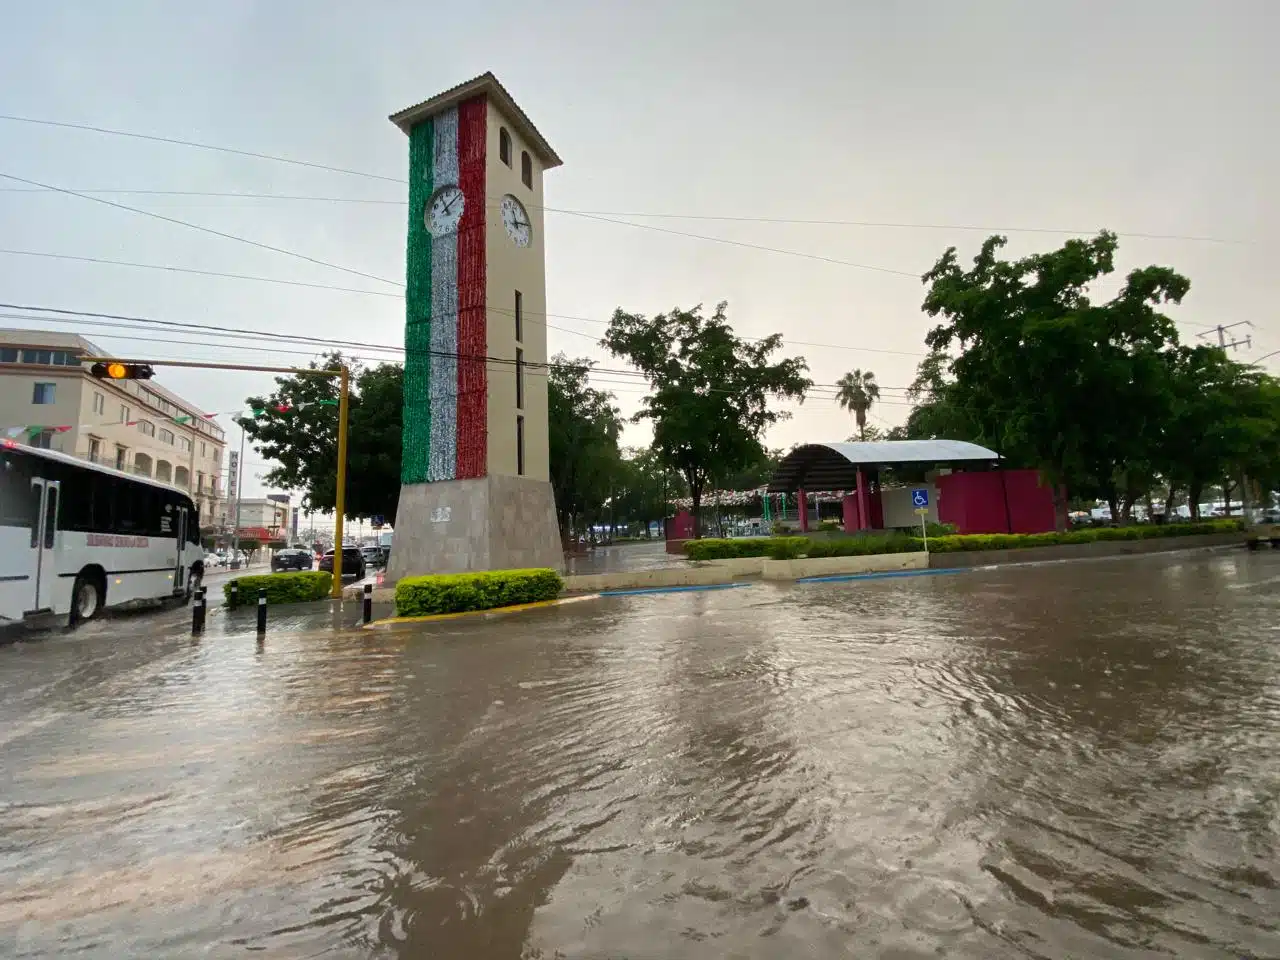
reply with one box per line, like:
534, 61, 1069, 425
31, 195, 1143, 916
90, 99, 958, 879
936, 470, 1057, 534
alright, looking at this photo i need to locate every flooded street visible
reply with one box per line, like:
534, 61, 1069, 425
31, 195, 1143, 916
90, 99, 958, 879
2, 549, 1279, 958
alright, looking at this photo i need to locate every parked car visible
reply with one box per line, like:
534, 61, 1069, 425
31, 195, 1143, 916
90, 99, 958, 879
203, 552, 224, 568
360, 546, 383, 568
319, 547, 366, 581
271, 548, 315, 573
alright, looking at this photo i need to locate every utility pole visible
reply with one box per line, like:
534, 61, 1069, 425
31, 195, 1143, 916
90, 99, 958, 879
1197, 321, 1255, 520
231, 419, 246, 568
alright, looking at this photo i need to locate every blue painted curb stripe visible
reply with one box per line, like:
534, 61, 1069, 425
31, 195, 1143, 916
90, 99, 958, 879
599, 582, 753, 597
797, 567, 971, 584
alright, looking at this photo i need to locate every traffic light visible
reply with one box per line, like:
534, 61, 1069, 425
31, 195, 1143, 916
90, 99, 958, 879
90, 361, 155, 381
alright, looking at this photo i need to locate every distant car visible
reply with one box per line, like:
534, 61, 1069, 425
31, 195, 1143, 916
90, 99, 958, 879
271, 548, 314, 573
360, 546, 383, 568
319, 547, 366, 581
203, 552, 224, 568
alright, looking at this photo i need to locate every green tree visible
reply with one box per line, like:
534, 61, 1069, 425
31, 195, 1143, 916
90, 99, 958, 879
921, 231, 1189, 528
242, 353, 404, 524
834, 369, 881, 440
603, 301, 810, 536
612, 446, 685, 534
1162, 347, 1280, 518
548, 354, 623, 541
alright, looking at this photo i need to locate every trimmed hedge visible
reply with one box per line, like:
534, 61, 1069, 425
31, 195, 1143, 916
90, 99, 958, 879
224, 571, 332, 608
684, 519, 1243, 561
395, 568, 563, 617
926, 519, 1243, 552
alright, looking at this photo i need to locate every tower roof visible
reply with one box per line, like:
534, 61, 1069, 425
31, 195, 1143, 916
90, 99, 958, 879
389, 72, 562, 169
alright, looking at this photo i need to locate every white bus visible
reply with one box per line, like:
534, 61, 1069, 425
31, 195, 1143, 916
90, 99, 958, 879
0, 440, 204, 627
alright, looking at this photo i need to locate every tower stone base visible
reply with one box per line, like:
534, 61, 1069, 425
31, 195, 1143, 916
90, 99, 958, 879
386, 475, 564, 583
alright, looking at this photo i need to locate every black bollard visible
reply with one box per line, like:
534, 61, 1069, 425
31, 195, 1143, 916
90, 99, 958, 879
230, 581, 239, 609
191, 586, 206, 634
363, 582, 373, 624
256, 589, 267, 634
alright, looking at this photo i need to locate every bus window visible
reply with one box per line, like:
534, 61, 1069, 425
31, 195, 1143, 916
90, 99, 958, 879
0, 450, 38, 528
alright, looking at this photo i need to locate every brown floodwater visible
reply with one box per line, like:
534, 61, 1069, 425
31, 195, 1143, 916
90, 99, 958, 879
1, 548, 1278, 958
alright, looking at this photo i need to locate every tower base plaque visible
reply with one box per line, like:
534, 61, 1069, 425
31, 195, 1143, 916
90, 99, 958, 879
386, 474, 564, 582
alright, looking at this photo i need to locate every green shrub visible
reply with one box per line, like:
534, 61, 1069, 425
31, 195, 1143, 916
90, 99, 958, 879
765, 536, 812, 560
685, 538, 772, 561
681, 521, 1240, 562
818, 519, 843, 532
224, 571, 332, 608
926, 519, 1241, 552
395, 568, 563, 617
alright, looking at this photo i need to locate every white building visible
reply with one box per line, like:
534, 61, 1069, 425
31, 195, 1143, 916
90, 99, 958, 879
0, 329, 227, 529
230, 497, 291, 542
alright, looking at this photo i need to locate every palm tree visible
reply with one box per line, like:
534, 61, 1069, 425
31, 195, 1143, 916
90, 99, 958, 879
835, 369, 880, 440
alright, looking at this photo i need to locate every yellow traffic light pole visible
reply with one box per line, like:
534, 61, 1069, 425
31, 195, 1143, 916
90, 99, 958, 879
84, 357, 352, 599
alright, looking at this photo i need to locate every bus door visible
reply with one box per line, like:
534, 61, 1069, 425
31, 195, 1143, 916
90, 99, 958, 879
173, 505, 189, 591
29, 477, 60, 613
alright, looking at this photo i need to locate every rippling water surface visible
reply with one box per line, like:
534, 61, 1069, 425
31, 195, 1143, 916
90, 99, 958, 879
2, 550, 1279, 958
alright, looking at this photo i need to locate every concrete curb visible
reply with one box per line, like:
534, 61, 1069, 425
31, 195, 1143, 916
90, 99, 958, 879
363, 593, 599, 628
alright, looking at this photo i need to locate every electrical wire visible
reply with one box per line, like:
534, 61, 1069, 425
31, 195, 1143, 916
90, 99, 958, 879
0, 248, 400, 298
0, 114, 404, 184
0, 303, 919, 396
0, 170, 402, 287
0, 183, 1251, 247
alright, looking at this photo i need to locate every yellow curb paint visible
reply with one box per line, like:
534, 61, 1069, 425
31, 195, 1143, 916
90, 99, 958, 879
364, 593, 601, 629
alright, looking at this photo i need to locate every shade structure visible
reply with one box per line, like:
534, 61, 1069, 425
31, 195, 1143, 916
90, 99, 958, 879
767, 440, 1000, 493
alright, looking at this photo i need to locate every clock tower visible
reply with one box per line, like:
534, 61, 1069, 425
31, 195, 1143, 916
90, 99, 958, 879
385, 73, 564, 579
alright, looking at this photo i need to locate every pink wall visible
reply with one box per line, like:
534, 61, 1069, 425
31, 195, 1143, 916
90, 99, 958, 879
936, 469, 1058, 534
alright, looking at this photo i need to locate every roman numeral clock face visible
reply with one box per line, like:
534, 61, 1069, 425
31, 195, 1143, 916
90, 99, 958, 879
501, 194, 532, 247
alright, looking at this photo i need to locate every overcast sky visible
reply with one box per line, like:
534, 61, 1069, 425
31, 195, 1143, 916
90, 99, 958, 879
1, 1, 1276, 501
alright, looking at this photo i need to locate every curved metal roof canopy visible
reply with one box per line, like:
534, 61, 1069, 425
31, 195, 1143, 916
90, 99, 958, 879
767, 440, 1000, 493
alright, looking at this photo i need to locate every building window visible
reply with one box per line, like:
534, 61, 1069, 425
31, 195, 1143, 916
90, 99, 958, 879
201, 441, 207, 457
115, 446, 128, 471
120, 405, 130, 424
499, 127, 512, 166
515, 290, 523, 342
22, 349, 52, 365
88, 437, 101, 462
31, 429, 54, 450
179, 436, 192, 452
521, 151, 532, 189
516, 349, 525, 410
137, 420, 155, 437
32, 382, 55, 404
516, 415, 525, 476
0, 347, 16, 363
93, 391, 105, 415
197, 472, 205, 493
159, 428, 174, 445
51, 350, 79, 366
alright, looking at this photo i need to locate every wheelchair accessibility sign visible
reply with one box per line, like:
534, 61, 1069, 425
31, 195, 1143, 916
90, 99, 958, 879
911, 488, 929, 508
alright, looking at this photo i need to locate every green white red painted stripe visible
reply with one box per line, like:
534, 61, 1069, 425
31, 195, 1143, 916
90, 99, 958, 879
401, 95, 488, 484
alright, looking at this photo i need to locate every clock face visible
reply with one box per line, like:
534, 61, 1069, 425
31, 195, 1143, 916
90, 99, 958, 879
426, 185, 465, 236
501, 194, 532, 247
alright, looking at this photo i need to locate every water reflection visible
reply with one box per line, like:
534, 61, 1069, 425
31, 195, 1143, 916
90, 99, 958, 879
0, 551, 1277, 958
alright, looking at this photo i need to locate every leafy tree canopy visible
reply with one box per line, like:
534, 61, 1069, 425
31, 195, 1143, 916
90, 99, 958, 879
547, 355, 623, 538
603, 301, 810, 534
242, 353, 403, 524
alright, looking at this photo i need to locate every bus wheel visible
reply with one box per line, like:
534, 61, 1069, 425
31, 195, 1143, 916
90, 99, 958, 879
70, 574, 103, 626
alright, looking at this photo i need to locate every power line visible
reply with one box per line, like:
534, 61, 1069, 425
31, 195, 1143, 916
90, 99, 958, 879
0, 302, 918, 394
0, 171, 402, 287
0, 114, 403, 184
0, 248, 399, 298
0, 186, 1252, 247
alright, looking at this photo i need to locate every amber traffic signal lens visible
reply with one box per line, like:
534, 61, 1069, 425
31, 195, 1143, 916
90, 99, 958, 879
105, 362, 128, 379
